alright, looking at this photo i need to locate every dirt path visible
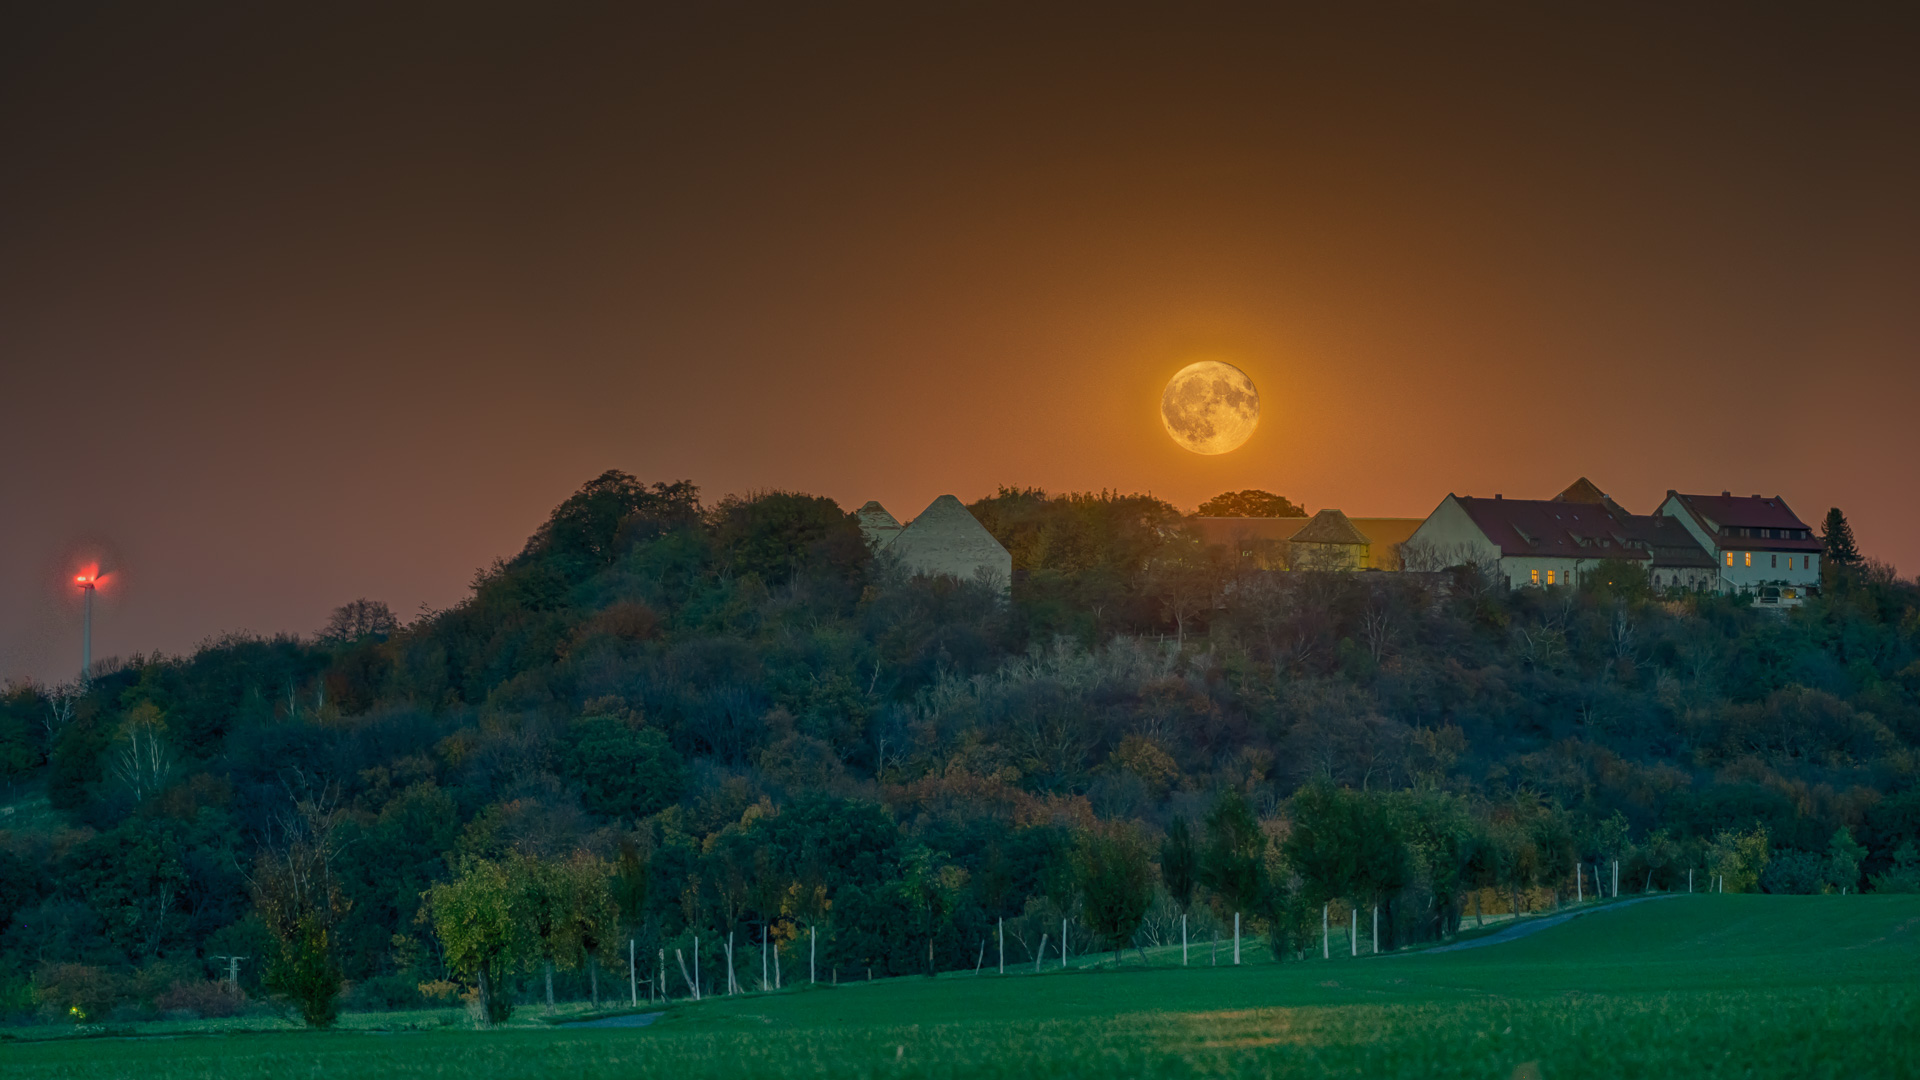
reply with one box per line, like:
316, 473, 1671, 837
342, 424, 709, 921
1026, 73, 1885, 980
1420, 895, 1677, 953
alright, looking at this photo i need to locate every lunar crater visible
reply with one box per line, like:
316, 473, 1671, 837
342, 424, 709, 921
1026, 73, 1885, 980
1161, 361, 1259, 455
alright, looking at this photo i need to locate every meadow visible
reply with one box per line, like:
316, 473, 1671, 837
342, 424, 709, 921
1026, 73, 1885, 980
3, 895, 1916, 1078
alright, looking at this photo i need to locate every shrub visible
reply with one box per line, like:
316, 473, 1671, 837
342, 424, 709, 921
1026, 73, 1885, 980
264, 915, 344, 1028
345, 973, 425, 1011
1871, 842, 1920, 893
1759, 850, 1826, 894
32, 963, 128, 1023
154, 979, 245, 1019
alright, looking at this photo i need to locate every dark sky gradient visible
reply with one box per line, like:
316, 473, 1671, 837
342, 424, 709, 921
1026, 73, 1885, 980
4, 4, 1917, 683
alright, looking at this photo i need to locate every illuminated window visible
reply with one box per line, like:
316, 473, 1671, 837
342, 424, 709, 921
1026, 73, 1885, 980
1787, 556, 1794, 570
1745, 552, 1752, 567
1547, 570, 1555, 585
1530, 569, 1540, 585
1725, 551, 1734, 567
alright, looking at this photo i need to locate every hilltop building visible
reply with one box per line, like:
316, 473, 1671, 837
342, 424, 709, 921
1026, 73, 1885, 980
1190, 509, 1424, 571
1656, 491, 1820, 604
1554, 479, 1717, 592
858, 495, 1011, 594
855, 501, 903, 549
1402, 477, 1720, 592
1402, 477, 1818, 602
1287, 509, 1372, 570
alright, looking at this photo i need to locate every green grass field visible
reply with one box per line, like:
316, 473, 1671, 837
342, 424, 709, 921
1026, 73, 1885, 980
4, 896, 1917, 1078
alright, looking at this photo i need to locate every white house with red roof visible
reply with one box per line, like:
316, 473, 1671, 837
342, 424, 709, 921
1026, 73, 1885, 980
1402, 491, 1648, 589
1402, 478, 1718, 592
1655, 490, 1820, 605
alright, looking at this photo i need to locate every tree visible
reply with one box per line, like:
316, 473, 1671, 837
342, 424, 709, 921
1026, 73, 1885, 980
562, 714, 686, 820
1145, 535, 1226, 646
554, 853, 619, 1007
1074, 823, 1154, 964
521, 470, 701, 571
1160, 817, 1198, 917
708, 491, 869, 590
1283, 781, 1410, 948
1196, 490, 1307, 518
1827, 828, 1867, 892
422, 856, 538, 1026
250, 789, 349, 1028
1581, 558, 1651, 601
1199, 790, 1272, 950
611, 840, 649, 930
1820, 508, 1860, 566
1706, 827, 1770, 893
110, 701, 173, 803
1871, 842, 1920, 893
318, 599, 398, 643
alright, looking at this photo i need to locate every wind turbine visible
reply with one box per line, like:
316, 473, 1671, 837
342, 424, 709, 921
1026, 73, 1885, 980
74, 571, 98, 684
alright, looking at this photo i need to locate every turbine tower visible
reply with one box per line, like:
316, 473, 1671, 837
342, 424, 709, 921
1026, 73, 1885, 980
75, 573, 97, 684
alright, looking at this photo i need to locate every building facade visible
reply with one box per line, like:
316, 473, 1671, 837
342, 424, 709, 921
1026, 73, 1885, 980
1190, 511, 1425, 571
1404, 492, 1646, 588
859, 495, 1012, 594
1655, 491, 1820, 605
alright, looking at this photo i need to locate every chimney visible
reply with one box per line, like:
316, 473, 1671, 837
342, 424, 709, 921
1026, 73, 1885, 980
1666, 489, 1677, 497
1494, 493, 1502, 500
1722, 491, 1731, 497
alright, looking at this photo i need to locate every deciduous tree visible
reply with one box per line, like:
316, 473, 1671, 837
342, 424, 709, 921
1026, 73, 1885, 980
1075, 822, 1153, 964
1196, 490, 1307, 518
422, 856, 537, 1026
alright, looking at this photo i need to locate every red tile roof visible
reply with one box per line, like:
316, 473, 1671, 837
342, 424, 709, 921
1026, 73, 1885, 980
1456, 496, 1650, 562
1666, 492, 1819, 551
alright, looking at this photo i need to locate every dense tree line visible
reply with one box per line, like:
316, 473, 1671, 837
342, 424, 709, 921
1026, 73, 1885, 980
3, 472, 1918, 1024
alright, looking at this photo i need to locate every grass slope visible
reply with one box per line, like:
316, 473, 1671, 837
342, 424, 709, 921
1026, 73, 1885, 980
4, 896, 1917, 1079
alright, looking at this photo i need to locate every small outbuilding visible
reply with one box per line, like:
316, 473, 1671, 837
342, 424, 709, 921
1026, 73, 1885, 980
858, 495, 1011, 594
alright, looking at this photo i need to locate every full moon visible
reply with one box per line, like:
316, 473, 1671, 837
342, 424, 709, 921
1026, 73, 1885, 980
1160, 360, 1259, 455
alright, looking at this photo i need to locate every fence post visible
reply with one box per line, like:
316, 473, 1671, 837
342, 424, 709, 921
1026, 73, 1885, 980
630, 939, 637, 1006
1035, 934, 1048, 974
1351, 907, 1357, 957
1612, 860, 1619, 898
1322, 904, 1329, 960
1233, 912, 1240, 965
811, 926, 817, 984
1372, 906, 1378, 955
998, 918, 1004, 975
1062, 918, 1068, 969
1182, 914, 1188, 966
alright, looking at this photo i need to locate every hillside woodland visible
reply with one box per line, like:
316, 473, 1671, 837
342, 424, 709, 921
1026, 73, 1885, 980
4, 472, 1918, 1024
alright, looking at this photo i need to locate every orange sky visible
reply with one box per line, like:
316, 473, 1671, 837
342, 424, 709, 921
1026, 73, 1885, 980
3, 5, 1917, 682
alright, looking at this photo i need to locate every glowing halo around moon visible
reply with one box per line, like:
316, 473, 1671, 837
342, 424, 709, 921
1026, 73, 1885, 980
1160, 360, 1260, 455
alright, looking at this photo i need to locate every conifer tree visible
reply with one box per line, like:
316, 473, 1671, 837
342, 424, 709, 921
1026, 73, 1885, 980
1821, 508, 1860, 565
